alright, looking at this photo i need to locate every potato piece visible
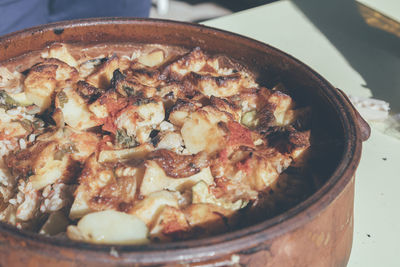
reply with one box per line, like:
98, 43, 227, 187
69, 187, 92, 220
86, 56, 119, 89
29, 160, 69, 190
135, 126, 153, 144
70, 155, 141, 219
136, 100, 165, 125
55, 88, 100, 130
181, 106, 230, 154
0, 108, 32, 138
243, 151, 291, 191
168, 99, 200, 127
198, 73, 242, 98
0, 162, 15, 202
89, 171, 138, 212
150, 206, 189, 240
129, 191, 179, 226
115, 100, 164, 144
281, 106, 311, 127
24, 59, 78, 112
140, 160, 214, 196
88, 98, 109, 119
268, 91, 293, 125
169, 109, 190, 127
184, 203, 234, 231
291, 146, 308, 159
167, 48, 207, 78
138, 49, 165, 67
42, 43, 78, 68
66, 128, 100, 163
24, 64, 57, 112
8, 92, 33, 106
192, 181, 246, 211
192, 181, 215, 204
67, 210, 148, 245
0, 204, 17, 225
210, 96, 241, 121
69, 155, 104, 219
14, 182, 41, 222
0, 199, 7, 214
155, 131, 184, 153
28, 142, 75, 190
32, 126, 98, 164
98, 143, 153, 163
0, 66, 23, 93
116, 100, 165, 136
288, 130, 311, 160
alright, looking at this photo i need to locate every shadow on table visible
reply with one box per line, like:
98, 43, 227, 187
292, 0, 400, 113
181, 0, 277, 12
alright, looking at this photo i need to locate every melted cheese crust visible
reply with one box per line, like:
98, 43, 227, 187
0, 43, 311, 244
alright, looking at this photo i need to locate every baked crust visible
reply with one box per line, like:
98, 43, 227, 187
0, 43, 311, 244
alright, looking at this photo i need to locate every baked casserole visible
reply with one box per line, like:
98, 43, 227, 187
0, 43, 311, 244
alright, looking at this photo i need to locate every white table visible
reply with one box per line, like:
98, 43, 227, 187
204, 1, 400, 266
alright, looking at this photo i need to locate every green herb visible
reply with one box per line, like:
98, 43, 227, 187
11, 119, 33, 132
122, 85, 134, 96
53, 142, 79, 161
133, 97, 156, 106
25, 169, 34, 178
116, 129, 137, 148
241, 110, 258, 128
57, 91, 69, 108
0, 91, 19, 110
32, 119, 45, 130
61, 142, 79, 154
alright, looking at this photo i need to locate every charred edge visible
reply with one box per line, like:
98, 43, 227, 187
53, 28, 64, 35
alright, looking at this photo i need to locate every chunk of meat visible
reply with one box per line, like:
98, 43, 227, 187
41, 43, 78, 68
140, 160, 214, 196
148, 149, 208, 178
86, 56, 119, 89
5, 140, 81, 190
164, 47, 208, 80
168, 98, 201, 127
24, 58, 78, 112
55, 88, 101, 130
150, 205, 189, 240
69, 155, 143, 219
115, 98, 164, 143
180, 106, 231, 154
0, 66, 23, 93
183, 203, 237, 235
129, 190, 179, 226
137, 49, 166, 67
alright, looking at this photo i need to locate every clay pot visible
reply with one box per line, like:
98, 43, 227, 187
0, 18, 370, 267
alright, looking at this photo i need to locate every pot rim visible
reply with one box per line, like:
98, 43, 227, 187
0, 18, 363, 264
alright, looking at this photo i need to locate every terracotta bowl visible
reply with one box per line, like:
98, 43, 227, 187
0, 18, 370, 267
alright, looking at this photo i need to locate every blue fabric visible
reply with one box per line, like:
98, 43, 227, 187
48, 0, 152, 22
0, 0, 151, 36
0, 0, 48, 36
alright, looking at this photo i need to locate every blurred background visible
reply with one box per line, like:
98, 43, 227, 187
0, 0, 399, 121
149, 0, 277, 22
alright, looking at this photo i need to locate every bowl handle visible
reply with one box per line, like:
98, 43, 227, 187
336, 88, 371, 142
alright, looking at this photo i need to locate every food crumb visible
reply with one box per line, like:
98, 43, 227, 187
110, 247, 119, 258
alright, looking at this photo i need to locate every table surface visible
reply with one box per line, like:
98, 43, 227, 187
204, 1, 400, 266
